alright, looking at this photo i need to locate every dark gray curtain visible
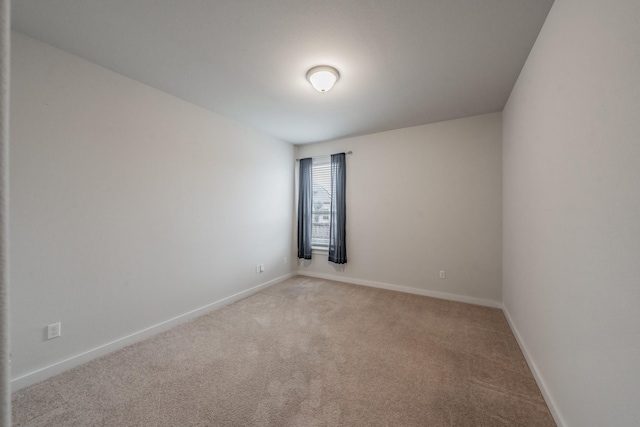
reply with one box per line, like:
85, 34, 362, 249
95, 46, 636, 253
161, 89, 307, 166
328, 153, 347, 264
297, 157, 313, 260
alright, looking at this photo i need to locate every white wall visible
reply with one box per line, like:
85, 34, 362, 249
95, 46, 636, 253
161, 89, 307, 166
297, 113, 502, 306
502, 0, 640, 426
0, 1, 11, 423
9, 32, 295, 386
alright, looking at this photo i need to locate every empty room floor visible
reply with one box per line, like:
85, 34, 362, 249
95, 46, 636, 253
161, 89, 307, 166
12, 276, 555, 426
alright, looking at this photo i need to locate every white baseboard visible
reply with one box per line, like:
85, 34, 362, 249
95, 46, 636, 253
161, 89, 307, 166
11, 273, 295, 391
502, 305, 566, 427
297, 271, 502, 309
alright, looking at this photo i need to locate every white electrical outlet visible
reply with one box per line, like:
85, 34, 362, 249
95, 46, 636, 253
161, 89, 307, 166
260, 264, 265, 273
47, 322, 61, 340
439, 270, 446, 279
255, 265, 260, 274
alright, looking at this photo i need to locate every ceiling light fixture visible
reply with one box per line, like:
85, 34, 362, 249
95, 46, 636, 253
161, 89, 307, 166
306, 65, 340, 93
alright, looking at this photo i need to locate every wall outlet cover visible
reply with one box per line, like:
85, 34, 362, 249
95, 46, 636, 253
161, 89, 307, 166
47, 322, 61, 340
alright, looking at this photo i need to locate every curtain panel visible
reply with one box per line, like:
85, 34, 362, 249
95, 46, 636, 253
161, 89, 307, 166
297, 157, 313, 259
328, 153, 347, 264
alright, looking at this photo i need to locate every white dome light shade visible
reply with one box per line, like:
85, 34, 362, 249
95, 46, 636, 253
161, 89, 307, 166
306, 66, 340, 92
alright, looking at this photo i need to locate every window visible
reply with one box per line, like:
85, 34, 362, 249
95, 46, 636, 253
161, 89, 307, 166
297, 152, 347, 263
311, 155, 331, 249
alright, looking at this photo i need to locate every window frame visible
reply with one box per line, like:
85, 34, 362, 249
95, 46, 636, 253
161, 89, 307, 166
310, 155, 331, 251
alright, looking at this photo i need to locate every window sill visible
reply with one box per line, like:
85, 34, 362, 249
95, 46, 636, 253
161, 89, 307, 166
311, 247, 328, 254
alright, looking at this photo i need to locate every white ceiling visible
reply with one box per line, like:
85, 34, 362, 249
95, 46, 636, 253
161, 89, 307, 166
12, 0, 553, 144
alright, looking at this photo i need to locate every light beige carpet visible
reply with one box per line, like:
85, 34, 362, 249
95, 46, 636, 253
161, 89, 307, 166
12, 276, 555, 426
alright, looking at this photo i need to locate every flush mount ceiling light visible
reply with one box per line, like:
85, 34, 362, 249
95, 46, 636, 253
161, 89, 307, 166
306, 65, 340, 93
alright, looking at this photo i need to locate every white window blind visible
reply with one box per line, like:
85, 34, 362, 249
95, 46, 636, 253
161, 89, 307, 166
311, 155, 331, 249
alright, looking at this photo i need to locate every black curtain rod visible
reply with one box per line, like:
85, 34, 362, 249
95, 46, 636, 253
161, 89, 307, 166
296, 151, 353, 161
